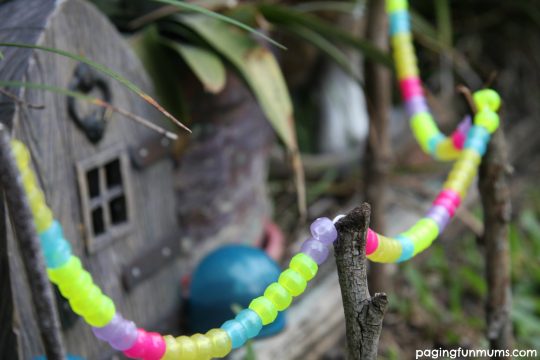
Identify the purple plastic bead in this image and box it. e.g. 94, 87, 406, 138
300, 238, 329, 265
92, 313, 138, 351
405, 95, 429, 118
426, 205, 451, 231
457, 115, 472, 134
309, 217, 338, 245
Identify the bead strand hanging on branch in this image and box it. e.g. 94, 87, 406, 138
6, 0, 503, 358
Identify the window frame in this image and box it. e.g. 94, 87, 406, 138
76, 146, 134, 254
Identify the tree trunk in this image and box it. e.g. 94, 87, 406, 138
364, 0, 393, 293
479, 128, 513, 356
334, 203, 388, 360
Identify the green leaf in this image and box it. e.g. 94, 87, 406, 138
153, 0, 286, 50
161, 39, 226, 93
178, 15, 306, 215
258, 3, 392, 68
0, 42, 190, 133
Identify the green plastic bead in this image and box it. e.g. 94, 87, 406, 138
264, 282, 292, 311
473, 89, 501, 112
192, 333, 212, 359
289, 253, 318, 281
249, 296, 278, 325
474, 110, 499, 134
410, 112, 441, 153
278, 269, 307, 297
47, 256, 82, 284
206, 328, 232, 358
85, 296, 115, 327
386, 0, 407, 13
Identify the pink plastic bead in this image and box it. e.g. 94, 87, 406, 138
365, 228, 379, 255
451, 130, 466, 149
399, 77, 424, 101
433, 189, 461, 217
123, 329, 166, 360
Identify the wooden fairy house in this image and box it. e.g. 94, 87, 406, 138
0, 0, 185, 358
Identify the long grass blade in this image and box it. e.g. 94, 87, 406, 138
0, 81, 178, 140
0, 42, 190, 133
258, 4, 392, 67
153, 0, 286, 50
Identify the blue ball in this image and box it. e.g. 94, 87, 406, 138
189, 244, 285, 337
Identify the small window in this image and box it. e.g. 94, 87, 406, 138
77, 147, 133, 253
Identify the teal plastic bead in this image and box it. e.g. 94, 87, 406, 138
235, 309, 263, 339
39, 220, 71, 268
221, 319, 247, 349
43, 238, 72, 268
396, 235, 414, 262
39, 220, 64, 252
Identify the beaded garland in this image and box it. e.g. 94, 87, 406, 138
8, 0, 502, 359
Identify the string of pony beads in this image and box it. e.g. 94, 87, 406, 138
7, 0, 501, 358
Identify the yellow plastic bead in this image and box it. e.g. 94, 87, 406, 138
34, 205, 53, 233
443, 178, 467, 199
367, 235, 402, 263
474, 110, 499, 134
26, 187, 45, 214
249, 296, 278, 325
162, 335, 181, 360
206, 328, 232, 358
461, 149, 482, 166
289, 253, 318, 281
264, 282, 292, 311
473, 89, 501, 112
435, 139, 461, 161
11, 140, 30, 167
386, 0, 408, 13
175, 336, 197, 360
192, 333, 212, 359
391, 33, 413, 50
278, 269, 307, 297
20, 166, 37, 190
410, 112, 441, 152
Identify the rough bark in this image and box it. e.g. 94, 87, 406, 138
334, 203, 388, 360
363, 0, 393, 293
0, 126, 66, 360
479, 128, 513, 356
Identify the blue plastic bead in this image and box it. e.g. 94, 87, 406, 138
235, 309, 263, 339
43, 238, 72, 268
221, 319, 248, 349
396, 235, 414, 263
427, 133, 445, 155
390, 10, 410, 36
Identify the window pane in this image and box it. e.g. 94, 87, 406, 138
86, 168, 100, 199
91, 207, 105, 236
105, 159, 122, 189
109, 195, 127, 224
